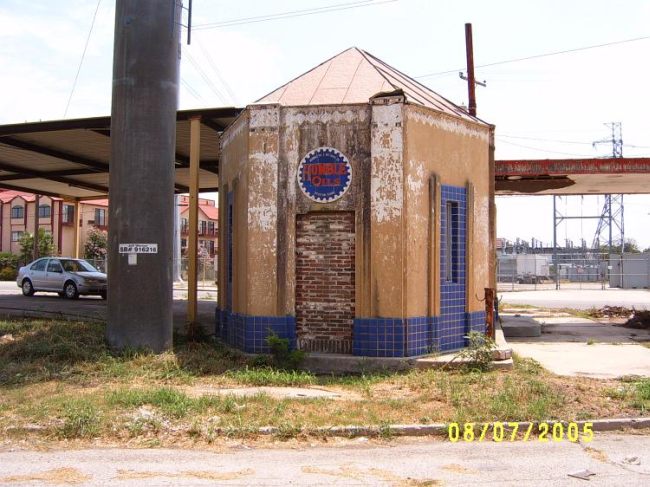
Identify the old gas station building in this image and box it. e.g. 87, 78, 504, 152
216, 48, 494, 357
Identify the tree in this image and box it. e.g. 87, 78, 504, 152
598, 238, 641, 254
84, 226, 108, 261
18, 228, 54, 264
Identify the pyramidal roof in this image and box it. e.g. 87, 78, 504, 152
256, 47, 480, 123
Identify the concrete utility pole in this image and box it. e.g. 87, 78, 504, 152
107, 0, 181, 352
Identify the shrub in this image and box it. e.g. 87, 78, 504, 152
0, 252, 18, 270
0, 266, 17, 281
84, 226, 108, 261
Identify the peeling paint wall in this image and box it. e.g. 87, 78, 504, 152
404, 103, 491, 315
370, 98, 405, 317
246, 105, 280, 315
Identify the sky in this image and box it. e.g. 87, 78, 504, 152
1, 0, 649, 249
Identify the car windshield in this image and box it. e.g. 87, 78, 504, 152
60, 259, 99, 273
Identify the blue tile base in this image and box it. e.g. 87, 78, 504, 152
216, 308, 296, 353
353, 311, 488, 357
215, 309, 487, 357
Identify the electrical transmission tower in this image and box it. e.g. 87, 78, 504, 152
591, 122, 625, 252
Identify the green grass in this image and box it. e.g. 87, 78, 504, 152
225, 367, 316, 387
1, 319, 647, 445
57, 398, 101, 439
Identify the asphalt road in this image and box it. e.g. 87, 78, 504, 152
0, 281, 216, 332
500, 288, 650, 310
0, 434, 648, 486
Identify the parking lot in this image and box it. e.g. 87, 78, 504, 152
0, 281, 216, 332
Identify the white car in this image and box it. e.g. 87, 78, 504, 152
17, 257, 107, 299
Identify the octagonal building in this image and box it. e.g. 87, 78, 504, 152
216, 47, 495, 357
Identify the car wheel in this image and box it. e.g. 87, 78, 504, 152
100, 291, 107, 300
22, 279, 34, 296
64, 281, 79, 299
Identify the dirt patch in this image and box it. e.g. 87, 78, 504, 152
0, 467, 90, 484
584, 446, 609, 463
115, 468, 254, 481
301, 465, 442, 486
185, 385, 361, 401
441, 463, 478, 474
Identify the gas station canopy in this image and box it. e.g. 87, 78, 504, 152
496, 157, 650, 195
0, 107, 241, 199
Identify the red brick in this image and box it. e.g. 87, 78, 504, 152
295, 212, 355, 354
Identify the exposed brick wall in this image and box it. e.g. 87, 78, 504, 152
295, 212, 355, 354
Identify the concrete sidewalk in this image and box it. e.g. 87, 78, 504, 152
503, 312, 650, 378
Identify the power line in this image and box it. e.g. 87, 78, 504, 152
496, 138, 604, 158
498, 133, 650, 149
415, 34, 650, 79
498, 134, 592, 146
63, 0, 102, 118
181, 77, 204, 101
182, 47, 229, 104
193, 0, 396, 30
197, 39, 237, 104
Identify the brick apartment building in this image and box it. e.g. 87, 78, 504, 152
0, 191, 65, 255
179, 195, 219, 257
0, 190, 218, 259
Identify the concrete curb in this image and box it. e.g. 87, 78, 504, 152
225, 417, 650, 438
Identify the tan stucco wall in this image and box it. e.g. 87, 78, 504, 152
218, 111, 250, 314
403, 103, 492, 315
218, 99, 492, 320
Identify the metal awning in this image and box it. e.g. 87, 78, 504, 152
495, 157, 650, 195
0, 107, 242, 199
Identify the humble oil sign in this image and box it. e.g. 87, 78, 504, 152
298, 147, 352, 203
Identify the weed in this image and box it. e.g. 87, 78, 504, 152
266, 332, 305, 370
378, 421, 393, 439
454, 331, 496, 372
587, 338, 595, 345
273, 422, 302, 440
57, 399, 100, 439
515, 356, 543, 376
631, 379, 650, 412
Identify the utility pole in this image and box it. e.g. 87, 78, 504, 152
107, 0, 181, 352
460, 23, 486, 117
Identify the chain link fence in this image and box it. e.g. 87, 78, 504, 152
84, 256, 218, 290
497, 252, 650, 291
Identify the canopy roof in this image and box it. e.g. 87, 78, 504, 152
495, 157, 650, 195
0, 107, 241, 199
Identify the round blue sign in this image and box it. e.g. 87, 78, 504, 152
297, 147, 352, 203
